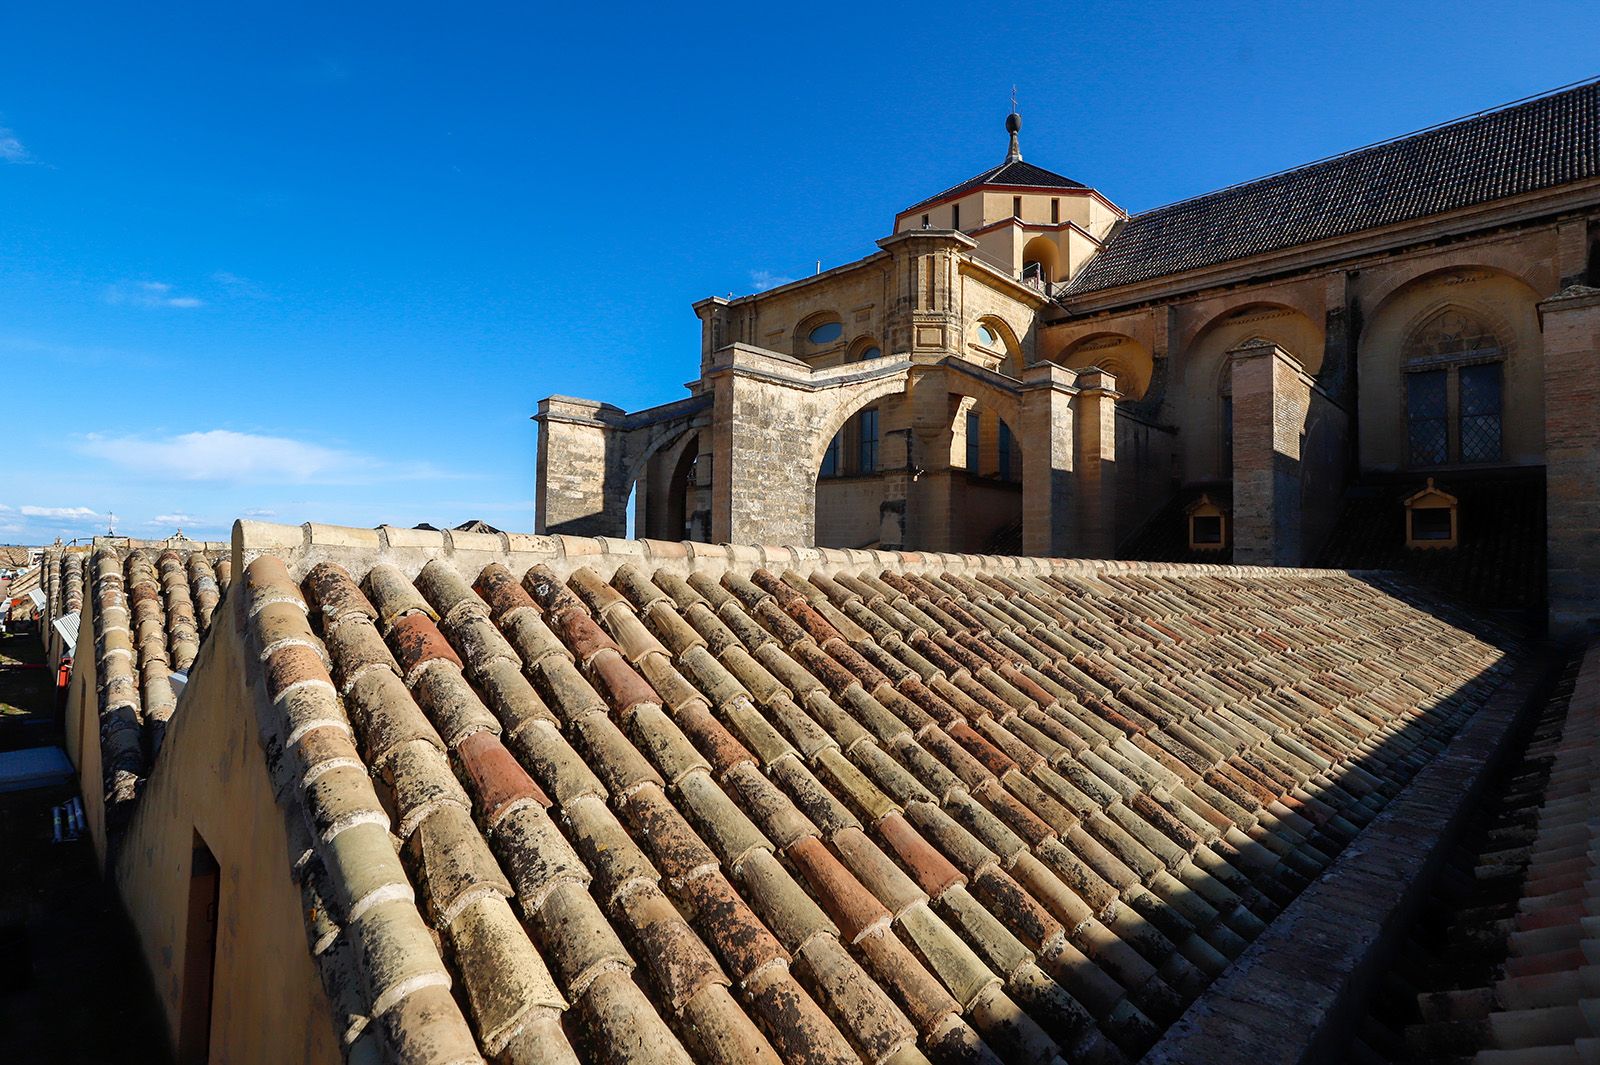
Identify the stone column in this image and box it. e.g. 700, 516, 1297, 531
1229, 340, 1313, 567
705, 346, 825, 546
1540, 285, 1600, 636
905, 367, 958, 552
533, 397, 627, 537
1073, 367, 1120, 558
1020, 363, 1078, 557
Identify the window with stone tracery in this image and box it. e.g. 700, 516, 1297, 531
1402, 309, 1504, 467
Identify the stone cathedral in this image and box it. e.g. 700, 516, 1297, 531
535, 81, 1600, 635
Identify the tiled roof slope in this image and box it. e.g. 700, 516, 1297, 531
8, 563, 42, 600
1064, 80, 1600, 296
45, 547, 87, 622
89, 542, 231, 829
1349, 639, 1600, 1063
905, 160, 1089, 214
236, 529, 1520, 1064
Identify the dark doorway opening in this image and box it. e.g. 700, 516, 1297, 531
177, 832, 219, 1065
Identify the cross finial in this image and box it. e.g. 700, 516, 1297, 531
1011, 85, 1017, 113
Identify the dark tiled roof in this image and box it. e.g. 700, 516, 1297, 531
1315, 470, 1546, 613
235, 529, 1521, 1063
905, 160, 1088, 214
1064, 80, 1600, 297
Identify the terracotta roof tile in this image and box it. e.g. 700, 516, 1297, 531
203, 532, 1533, 1062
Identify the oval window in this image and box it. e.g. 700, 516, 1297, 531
808, 321, 843, 345
977, 324, 999, 346
859, 346, 881, 361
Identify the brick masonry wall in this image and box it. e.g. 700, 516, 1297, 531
1541, 286, 1600, 636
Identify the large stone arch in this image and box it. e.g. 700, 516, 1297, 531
806, 370, 914, 472
1357, 265, 1544, 470
704, 345, 914, 545
933, 360, 1023, 435
620, 419, 697, 495
535, 393, 711, 539
627, 425, 700, 541
1176, 301, 1325, 481
1058, 331, 1155, 402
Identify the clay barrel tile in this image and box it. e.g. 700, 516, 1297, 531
406, 803, 514, 926
522, 877, 635, 996
786, 835, 893, 943
675, 768, 773, 869
616, 880, 729, 1012
627, 702, 713, 784
489, 796, 592, 914
413, 560, 487, 621
455, 730, 551, 827
474, 563, 537, 623
390, 612, 465, 683
624, 783, 721, 887
566, 566, 629, 616
363, 563, 437, 633
610, 563, 670, 610
445, 894, 568, 1053
585, 648, 661, 719
675, 869, 790, 982
550, 605, 625, 666
348, 900, 455, 1022
343, 667, 446, 768
383, 740, 473, 839
325, 620, 402, 694
503, 610, 575, 667
569, 710, 664, 798
721, 759, 822, 851
411, 667, 502, 748
561, 793, 661, 906
876, 810, 966, 900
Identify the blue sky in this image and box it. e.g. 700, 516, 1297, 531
1, 2, 1595, 545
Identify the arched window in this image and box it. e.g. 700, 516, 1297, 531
848, 336, 883, 362
976, 323, 1000, 347
1403, 310, 1503, 467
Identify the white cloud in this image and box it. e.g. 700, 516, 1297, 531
151, 513, 198, 525
750, 270, 796, 293
0, 503, 11, 512
21, 505, 97, 519
80, 429, 403, 484
106, 280, 205, 309
213, 271, 270, 300
0, 127, 29, 164
242, 507, 277, 517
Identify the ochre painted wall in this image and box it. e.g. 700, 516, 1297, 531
1357, 267, 1544, 471
112, 615, 340, 1065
